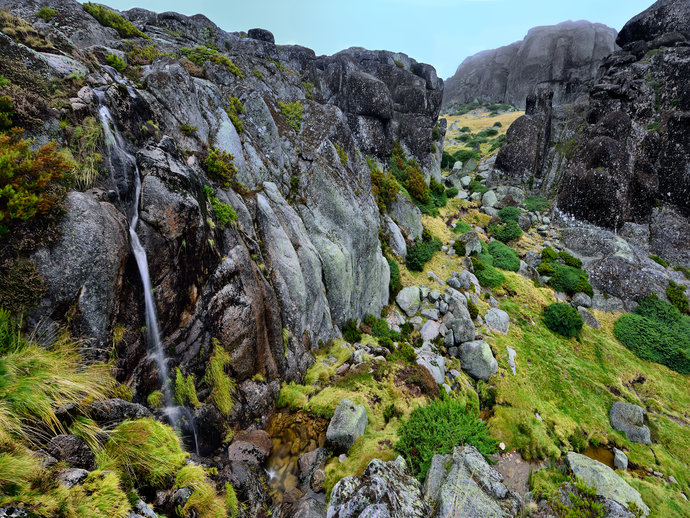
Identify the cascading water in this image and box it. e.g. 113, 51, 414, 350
96, 87, 199, 454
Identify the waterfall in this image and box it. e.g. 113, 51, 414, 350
96, 88, 199, 454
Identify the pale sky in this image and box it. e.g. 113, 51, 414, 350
96, 0, 655, 78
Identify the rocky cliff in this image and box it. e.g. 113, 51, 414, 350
442, 20, 617, 109
0, 0, 441, 438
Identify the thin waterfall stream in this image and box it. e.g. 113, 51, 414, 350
96, 87, 199, 454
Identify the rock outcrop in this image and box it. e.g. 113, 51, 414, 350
443, 21, 617, 109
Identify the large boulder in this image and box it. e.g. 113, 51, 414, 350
326, 398, 368, 453
87, 398, 151, 426
327, 457, 430, 518
396, 286, 421, 317
390, 193, 423, 241
609, 402, 652, 444
416, 345, 446, 384
565, 452, 649, 515
617, 0, 690, 46
424, 446, 521, 518
484, 308, 510, 334
460, 341, 498, 381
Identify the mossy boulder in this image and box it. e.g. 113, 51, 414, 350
325, 398, 368, 454
459, 340, 498, 381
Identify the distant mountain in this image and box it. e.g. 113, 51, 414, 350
442, 20, 617, 110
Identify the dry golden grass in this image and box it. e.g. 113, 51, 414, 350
442, 108, 524, 157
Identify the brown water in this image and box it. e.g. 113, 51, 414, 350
582, 445, 615, 469
264, 411, 328, 504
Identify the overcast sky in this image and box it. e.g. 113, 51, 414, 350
98, 0, 654, 78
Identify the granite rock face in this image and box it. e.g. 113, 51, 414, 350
443, 21, 617, 109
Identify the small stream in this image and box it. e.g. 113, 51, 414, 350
264, 411, 328, 503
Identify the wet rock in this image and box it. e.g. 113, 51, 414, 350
87, 398, 151, 426
484, 308, 510, 334
227, 440, 268, 465
193, 404, 226, 456
327, 457, 430, 518
46, 434, 95, 470
609, 402, 652, 444
326, 398, 368, 453
298, 447, 329, 488
0, 508, 28, 518
613, 448, 628, 471
565, 452, 648, 514
460, 340, 498, 381
234, 429, 273, 460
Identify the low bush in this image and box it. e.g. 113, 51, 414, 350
614, 294, 690, 374
541, 247, 558, 262
453, 221, 472, 234
105, 54, 126, 73
666, 280, 689, 314
468, 180, 488, 195
558, 250, 582, 268
405, 236, 442, 272
471, 256, 505, 288
343, 318, 362, 343
370, 160, 399, 213
548, 265, 592, 296
453, 148, 480, 164
493, 121, 502, 128
497, 206, 521, 223
445, 187, 459, 198
386, 255, 402, 298
452, 240, 466, 257
492, 220, 523, 243
83, 3, 148, 39
488, 241, 520, 271
544, 303, 583, 337
524, 196, 550, 212
477, 128, 499, 138
36, 7, 57, 21
537, 262, 555, 276
225, 96, 244, 134
203, 147, 237, 188
179, 123, 197, 137
279, 101, 305, 133
396, 398, 497, 481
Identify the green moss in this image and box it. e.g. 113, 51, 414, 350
205, 339, 235, 415
559, 250, 583, 268
453, 221, 472, 234
302, 81, 315, 99
491, 220, 523, 243
279, 100, 305, 133
541, 247, 558, 261
204, 147, 237, 188
225, 96, 244, 133
83, 3, 148, 39
396, 398, 498, 481
179, 123, 197, 137
666, 280, 689, 314
334, 142, 348, 166
180, 46, 242, 77
497, 206, 521, 223
649, 254, 668, 268
96, 418, 187, 487
277, 381, 315, 411
203, 186, 237, 228
673, 265, 690, 280
548, 264, 592, 296
253, 69, 265, 82
174, 368, 199, 407
544, 302, 583, 337
147, 390, 164, 409
524, 196, 550, 212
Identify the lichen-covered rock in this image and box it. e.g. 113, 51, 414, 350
613, 448, 628, 471
326, 398, 368, 453
416, 345, 446, 384
609, 402, 652, 444
390, 193, 423, 241
327, 457, 430, 518
424, 446, 520, 518
484, 308, 510, 334
396, 286, 421, 317
460, 340, 498, 381
565, 452, 649, 514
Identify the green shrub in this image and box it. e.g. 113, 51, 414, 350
614, 294, 690, 374
445, 187, 459, 198
544, 303, 583, 337
468, 180, 488, 195
453, 148, 480, 163
96, 418, 187, 487
126, 44, 160, 65
453, 221, 472, 234
204, 147, 237, 188
559, 250, 582, 268
225, 96, 244, 133
497, 206, 521, 223
386, 256, 402, 298
524, 196, 550, 212
405, 236, 442, 272
279, 101, 305, 133
472, 257, 505, 288
666, 280, 689, 314
477, 128, 499, 138
396, 398, 498, 481
369, 160, 399, 213
493, 121, 502, 128
548, 265, 592, 296
343, 318, 362, 343
83, 3, 148, 39
541, 247, 558, 261
489, 134, 506, 152
673, 265, 690, 280
36, 8, 57, 21
537, 262, 555, 276
106, 53, 127, 73
492, 220, 523, 243
488, 241, 520, 271
179, 123, 197, 137
440, 150, 454, 169
210, 197, 237, 227
0, 129, 71, 235
649, 254, 668, 268
467, 299, 479, 320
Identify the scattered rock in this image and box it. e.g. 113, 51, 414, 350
609, 402, 652, 445
87, 398, 151, 425
572, 292, 593, 308
565, 452, 649, 514
459, 340, 498, 381
326, 399, 368, 453
613, 448, 628, 471
506, 346, 517, 375
46, 434, 95, 470
420, 320, 441, 342
327, 457, 430, 518
416, 346, 446, 384
484, 308, 510, 334
396, 286, 421, 317
58, 468, 89, 489
577, 307, 600, 329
